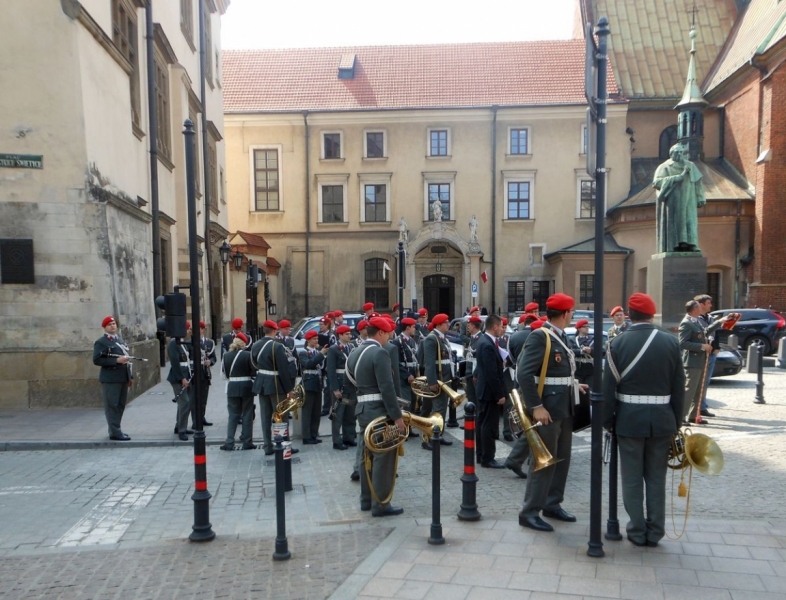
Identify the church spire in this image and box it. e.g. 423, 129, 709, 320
675, 26, 708, 161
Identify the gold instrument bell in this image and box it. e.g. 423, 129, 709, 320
273, 383, 306, 423
365, 411, 444, 453
669, 430, 724, 475
410, 376, 466, 409
508, 389, 561, 471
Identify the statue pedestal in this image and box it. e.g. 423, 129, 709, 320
647, 253, 707, 331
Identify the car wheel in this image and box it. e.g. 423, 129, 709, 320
744, 335, 771, 356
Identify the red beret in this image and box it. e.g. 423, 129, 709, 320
546, 293, 575, 311
356, 319, 368, 331
392, 303, 400, 310
336, 324, 351, 334
369, 316, 395, 332
525, 302, 540, 313
576, 319, 589, 329
304, 330, 318, 340
236, 332, 249, 344
263, 319, 278, 330
363, 302, 374, 311
502, 317, 508, 326
469, 306, 480, 314
319, 317, 332, 326
468, 315, 483, 324
610, 306, 624, 317
628, 293, 656, 317
368, 312, 380, 319
332, 310, 343, 317
427, 323, 434, 331
101, 316, 115, 327
418, 308, 428, 316
278, 319, 291, 328
401, 317, 417, 326
232, 318, 243, 329
199, 321, 206, 329
530, 320, 544, 330
186, 321, 192, 329
431, 313, 449, 326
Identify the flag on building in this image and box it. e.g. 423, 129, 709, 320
480, 270, 488, 283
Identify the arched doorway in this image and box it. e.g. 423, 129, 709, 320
423, 274, 455, 317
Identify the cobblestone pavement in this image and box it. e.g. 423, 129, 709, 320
0, 368, 785, 598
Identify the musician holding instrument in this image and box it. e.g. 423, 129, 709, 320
349, 316, 405, 517
602, 293, 685, 547
92, 316, 132, 441
421, 313, 454, 451
198, 321, 216, 427
517, 293, 586, 532
220, 332, 256, 451
463, 316, 483, 460
328, 325, 357, 449
251, 320, 295, 455
168, 321, 195, 441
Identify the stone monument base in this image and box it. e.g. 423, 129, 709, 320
647, 253, 707, 332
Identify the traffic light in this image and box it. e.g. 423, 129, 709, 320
155, 292, 188, 338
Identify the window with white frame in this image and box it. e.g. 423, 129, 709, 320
364, 130, 386, 159
578, 179, 596, 219
503, 171, 536, 220
428, 128, 450, 157
359, 173, 391, 223
250, 146, 283, 211
322, 131, 343, 159
317, 174, 348, 223
423, 172, 455, 221
509, 127, 530, 155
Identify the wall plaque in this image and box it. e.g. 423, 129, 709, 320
0, 154, 43, 169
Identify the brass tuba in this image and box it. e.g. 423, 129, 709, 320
410, 376, 466, 409
273, 383, 306, 423
508, 389, 562, 471
364, 411, 444, 452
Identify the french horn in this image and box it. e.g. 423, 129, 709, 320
410, 376, 466, 409
273, 383, 306, 423
364, 411, 444, 453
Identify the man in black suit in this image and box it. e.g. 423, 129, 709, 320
92, 316, 132, 441
475, 314, 508, 468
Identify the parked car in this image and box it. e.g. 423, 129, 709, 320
710, 308, 785, 355
711, 347, 743, 377
290, 313, 363, 350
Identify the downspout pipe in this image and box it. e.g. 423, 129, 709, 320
146, 1, 164, 365
490, 106, 498, 313
621, 249, 632, 305
198, 0, 217, 341
303, 111, 310, 315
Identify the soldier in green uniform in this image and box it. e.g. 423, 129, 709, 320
167, 321, 195, 441
391, 317, 420, 439
301, 329, 328, 445
414, 308, 429, 347
607, 306, 629, 341
421, 313, 454, 451
349, 316, 406, 517
222, 317, 248, 357
92, 316, 132, 441
517, 294, 587, 532
603, 293, 685, 547
198, 321, 216, 427
462, 316, 483, 460
251, 319, 295, 455
328, 325, 357, 449
679, 300, 713, 424
220, 333, 256, 450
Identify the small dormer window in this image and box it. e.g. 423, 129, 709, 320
338, 53, 356, 79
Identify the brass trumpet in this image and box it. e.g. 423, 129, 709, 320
410, 376, 466, 409
508, 389, 562, 471
364, 411, 444, 452
273, 383, 306, 423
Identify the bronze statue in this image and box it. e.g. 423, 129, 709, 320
652, 144, 706, 253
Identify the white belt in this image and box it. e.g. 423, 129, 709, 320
405, 362, 419, 368
302, 369, 321, 375
616, 393, 671, 405
576, 357, 593, 363
258, 369, 279, 376
357, 393, 382, 403
439, 359, 452, 365
180, 362, 191, 367
229, 376, 252, 382
336, 368, 346, 374
534, 376, 572, 385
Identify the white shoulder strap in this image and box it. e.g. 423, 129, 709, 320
345, 344, 375, 387
608, 328, 658, 384
223, 350, 244, 380
255, 338, 274, 368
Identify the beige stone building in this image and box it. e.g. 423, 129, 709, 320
0, 0, 230, 408
222, 41, 632, 323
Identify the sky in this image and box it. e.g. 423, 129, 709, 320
221, 0, 579, 50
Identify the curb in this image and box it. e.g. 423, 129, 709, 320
0, 439, 233, 452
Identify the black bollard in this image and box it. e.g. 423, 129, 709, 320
428, 425, 445, 545
273, 421, 293, 491
604, 432, 622, 541
273, 435, 291, 561
457, 402, 481, 521
755, 342, 766, 404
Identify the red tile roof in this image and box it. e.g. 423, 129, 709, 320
235, 231, 271, 250
223, 41, 620, 113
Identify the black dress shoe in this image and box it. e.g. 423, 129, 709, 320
290, 448, 299, 454
264, 449, 275, 456
219, 443, 234, 451
360, 503, 371, 511
481, 460, 506, 469
646, 540, 659, 547
372, 505, 404, 517
700, 410, 715, 417
202, 421, 213, 426
344, 440, 358, 447
315, 438, 323, 443
350, 471, 360, 481
439, 438, 453, 446
503, 433, 515, 442
242, 444, 257, 450
519, 515, 554, 532
542, 508, 577, 522
178, 433, 188, 441
627, 535, 647, 547
333, 443, 348, 450
505, 462, 527, 479
110, 434, 131, 441
174, 427, 179, 434
685, 418, 708, 425
303, 439, 319, 445
421, 442, 433, 451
